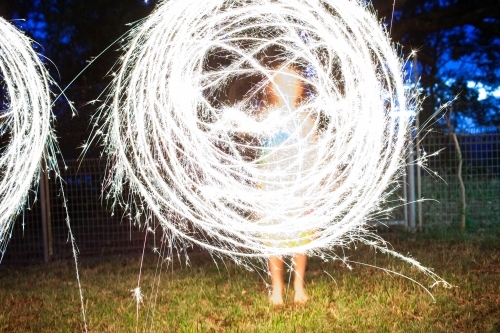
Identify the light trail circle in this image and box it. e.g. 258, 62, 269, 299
100, 0, 411, 257
0, 18, 56, 259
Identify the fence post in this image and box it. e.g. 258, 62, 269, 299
416, 137, 422, 231
403, 170, 408, 229
408, 133, 417, 232
413, 55, 422, 232
39, 159, 53, 262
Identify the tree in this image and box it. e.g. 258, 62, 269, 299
2, 0, 155, 86
3, 0, 500, 129
1, 0, 156, 157
372, 0, 500, 129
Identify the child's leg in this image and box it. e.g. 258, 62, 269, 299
293, 253, 308, 303
268, 256, 284, 305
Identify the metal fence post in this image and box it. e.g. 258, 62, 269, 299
413, 55, 422, 232
403, 169, 408, 228
408, 134, 417, 231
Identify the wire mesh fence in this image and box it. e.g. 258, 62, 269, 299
2, 159, 162, 264
419, 129, 500, 230
1, 191, 45, 263
2, 128, 499, 264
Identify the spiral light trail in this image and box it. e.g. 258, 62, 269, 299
0, 18, 87, 331
94, 0, 448, 287
0, 17, 59, 260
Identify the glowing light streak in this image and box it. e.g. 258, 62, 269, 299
93, 0, 448, 286
95, 0, 410, 254
0, 17, 57, 259
0, 17, 87, 331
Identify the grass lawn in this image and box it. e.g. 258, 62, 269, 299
1, 231, 499, 332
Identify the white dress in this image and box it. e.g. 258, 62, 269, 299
257, 109, 317, 248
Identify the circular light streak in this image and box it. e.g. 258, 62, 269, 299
97, 0, 412, 257
0, 17, 58, 259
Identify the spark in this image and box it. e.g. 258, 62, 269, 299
94, 0, 410, 256
390, 0, 396, 36
0, 17, 56, 261
0, 17, 88, 331
131, 286, 144, 325
92, 0, 448, 286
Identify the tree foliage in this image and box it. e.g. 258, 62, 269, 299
1, 1, 156, 157
1, 0, 155, 86
373, 0, 500, 128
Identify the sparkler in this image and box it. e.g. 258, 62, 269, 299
93, 0, 445, 289
0, 17, 58, 260
0, 18, 87, 331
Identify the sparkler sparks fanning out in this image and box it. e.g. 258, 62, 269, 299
0, 18, 88, 331
0, 18, 58, 260
95, 0, 414, 258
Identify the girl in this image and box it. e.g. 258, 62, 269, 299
263, 65, 316, 305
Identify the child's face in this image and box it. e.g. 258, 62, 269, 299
268, 67, 304, 108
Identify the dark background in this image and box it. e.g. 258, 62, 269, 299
0, 0, 499, 157
0, 0, 499, 264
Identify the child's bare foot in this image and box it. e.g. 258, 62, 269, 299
270, 293, 284, 306
294, 289, 308, 304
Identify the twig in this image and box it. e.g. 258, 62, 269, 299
445, 106, 466, 231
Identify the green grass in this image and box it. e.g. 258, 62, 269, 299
1, 233, 499, 332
